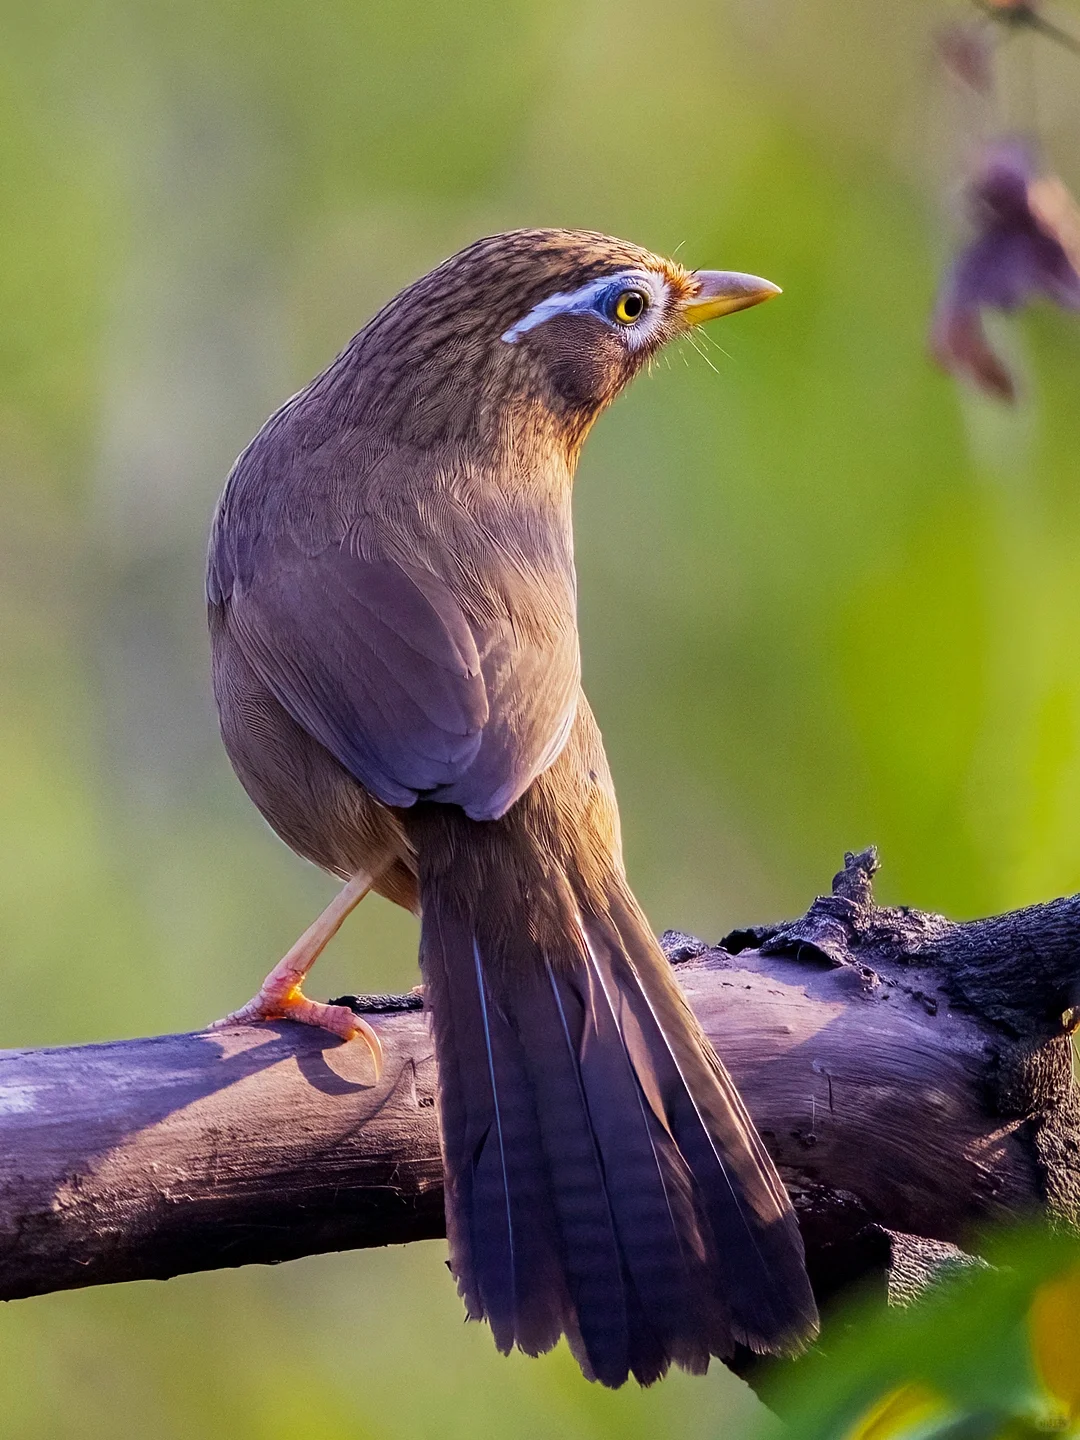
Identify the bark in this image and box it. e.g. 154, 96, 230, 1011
2, 848, 1077, 1321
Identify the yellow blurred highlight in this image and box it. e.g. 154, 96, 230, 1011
843, 1384, 948, 1440
1030, 1264, 1080, 1425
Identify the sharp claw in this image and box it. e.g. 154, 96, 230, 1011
209, 995, 384, 1078
354, 1015, 384, 1080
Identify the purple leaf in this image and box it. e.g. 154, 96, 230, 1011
930, 140, 1080, 401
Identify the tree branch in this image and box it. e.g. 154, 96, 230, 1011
2, 848, 1077, 1316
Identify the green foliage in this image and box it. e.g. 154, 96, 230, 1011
756, 1229, 1080, 1439
2, 0, 1080, 1433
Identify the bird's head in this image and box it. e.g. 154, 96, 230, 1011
345, 229, 780, 457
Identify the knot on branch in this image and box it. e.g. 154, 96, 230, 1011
721, 850, 1080, 1047
715, 850, 1080, 1232
721, 847, 950, 984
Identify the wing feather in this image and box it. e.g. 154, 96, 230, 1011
209, 454, 580, 819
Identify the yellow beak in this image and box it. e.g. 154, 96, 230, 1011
680, 270, 782, 325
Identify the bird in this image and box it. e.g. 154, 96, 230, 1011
206, 228, 819, 1387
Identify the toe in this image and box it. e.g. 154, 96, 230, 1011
208, 993, 383, 1076
281, 997, 384, 1075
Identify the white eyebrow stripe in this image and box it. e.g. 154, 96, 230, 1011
500, 269, 659, 343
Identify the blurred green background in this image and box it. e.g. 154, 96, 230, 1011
2, 0, 1080, 1434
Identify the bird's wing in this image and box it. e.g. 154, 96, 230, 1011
209, 520, 579, 822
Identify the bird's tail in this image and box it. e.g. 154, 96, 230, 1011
412, 811, 818, 1387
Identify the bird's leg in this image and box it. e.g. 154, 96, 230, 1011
210, 869, 382, 1072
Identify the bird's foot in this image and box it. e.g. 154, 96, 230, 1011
210, 983, 383, 1074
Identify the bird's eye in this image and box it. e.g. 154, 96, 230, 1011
612, 289, 649, 325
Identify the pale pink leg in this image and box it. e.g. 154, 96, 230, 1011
211, 870, 382, 1073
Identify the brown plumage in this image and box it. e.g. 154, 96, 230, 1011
207, 228, 817, 1385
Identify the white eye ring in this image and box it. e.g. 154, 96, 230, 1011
501, 270, 666, 344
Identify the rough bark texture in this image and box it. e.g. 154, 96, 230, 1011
1, 848, 1077, 1319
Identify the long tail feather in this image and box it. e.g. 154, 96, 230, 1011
587, 887, 818, 1352
413, 779, 818, 1387
542, 949, 728, 1381
423, 901, 578, 1361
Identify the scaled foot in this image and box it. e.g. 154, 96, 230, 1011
211, 983, 383, 1073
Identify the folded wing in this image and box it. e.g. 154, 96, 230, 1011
209, 518, 579, 822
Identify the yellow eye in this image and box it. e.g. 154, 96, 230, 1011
613, 289, 648, 325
